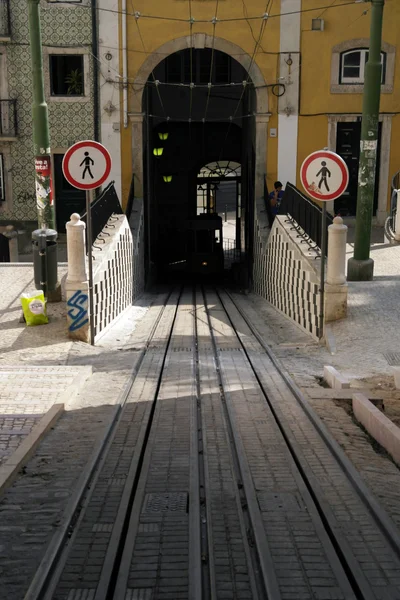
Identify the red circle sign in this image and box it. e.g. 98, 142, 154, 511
62, 140, 112, 191
300, 150, 349, 202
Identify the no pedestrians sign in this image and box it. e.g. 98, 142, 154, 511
62, 140, 112, 191
300, 150, 349, 202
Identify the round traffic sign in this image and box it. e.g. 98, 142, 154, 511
62, 140, 112, 191
300, 150, 349, 202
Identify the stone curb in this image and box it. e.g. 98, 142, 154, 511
60, 366, 93, 409
324, 365, 350, 389
353, 393, 400, 466
0, 403, 64, 497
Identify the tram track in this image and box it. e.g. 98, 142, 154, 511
23, 285, 400, 600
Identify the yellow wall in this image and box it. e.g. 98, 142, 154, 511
120, 0, 400, 212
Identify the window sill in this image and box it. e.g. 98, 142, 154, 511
48, 95, 89, 103
331, 83, 393, 94
0, 136, 17, 142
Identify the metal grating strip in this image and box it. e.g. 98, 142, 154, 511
143, 492, 188, 514
125, 589, 153, 600
384, 352, 400, 366
138, 523, 159, 533
92, 524, 114, 533
67, 589, 96, 600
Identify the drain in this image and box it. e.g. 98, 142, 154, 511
384, 352, 400, 366
142, 492, 188, 514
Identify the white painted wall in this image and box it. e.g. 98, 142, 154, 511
278, 0, 301, 189
98, 0, 122, 201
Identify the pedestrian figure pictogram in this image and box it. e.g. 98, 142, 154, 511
80, 152, 94, 180
316, 161, 331, 192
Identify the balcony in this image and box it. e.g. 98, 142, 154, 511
0, 100, 17, 139
0, 0, 10, 38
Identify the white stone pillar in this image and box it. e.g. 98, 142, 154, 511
326, 216, 348, 285
4, 225, 18, 262
65, 213, 90, 342
325, 216, 348, 322
394, 191, 400, 242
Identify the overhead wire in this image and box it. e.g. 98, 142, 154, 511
79, 1, 369, 22
217, 0, 273, 164
203, 0, 220, 122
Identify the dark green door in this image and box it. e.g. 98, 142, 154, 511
335, 121, 381, 216
54, 153, 85, 233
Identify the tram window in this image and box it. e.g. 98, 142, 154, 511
197, 230, 212, 253
215, 230, 221, 243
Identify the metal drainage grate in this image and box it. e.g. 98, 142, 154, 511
92, 524, 114, 533
108, 478, 127, 486
138, 523, 159, 533
172, 347, 193, 352
67, 589, 96, 600
143, 492, 188, 514
218, 348, 242, 352
126, 590, 153, 600
384, 352, 400, 366
258, 492, 304, 512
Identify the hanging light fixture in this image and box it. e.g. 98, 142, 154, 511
158, 132, 169, 141
153, 147, 164, 157
163, 174, 173, 183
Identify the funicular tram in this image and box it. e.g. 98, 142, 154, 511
185, 213, 224, 275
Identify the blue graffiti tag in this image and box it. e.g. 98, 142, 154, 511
67, 290, 89, 332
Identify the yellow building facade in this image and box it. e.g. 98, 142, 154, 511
116, 0, 399, 225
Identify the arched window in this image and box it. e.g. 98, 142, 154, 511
196, 161, 241, 215
340, 49, 386, 84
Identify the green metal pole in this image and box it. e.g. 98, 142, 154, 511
347, 0, 384, 281
27, 0, 55, 230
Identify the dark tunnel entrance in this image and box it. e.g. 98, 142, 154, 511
142, 48, 256, 284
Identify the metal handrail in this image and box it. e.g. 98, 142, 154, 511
81, 181, 123, 248
279, 182, 333, 255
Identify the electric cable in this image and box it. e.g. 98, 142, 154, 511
203, 0, 220, 122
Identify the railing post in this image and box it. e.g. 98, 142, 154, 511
65, 213, 90, 343
325, 216, 348, 322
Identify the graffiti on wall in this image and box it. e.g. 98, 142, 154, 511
67, 290, 89, 331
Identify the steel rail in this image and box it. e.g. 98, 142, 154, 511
219, 287, 400, 599
201, 286, 281, 600
24, 287, 180, 600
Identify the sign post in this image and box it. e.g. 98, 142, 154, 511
62, 140, 112, 345
300, 150, 349, 340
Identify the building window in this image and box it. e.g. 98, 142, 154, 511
50, 55, 84, 96
0, 154, 5, 202
340, 49, 386, 85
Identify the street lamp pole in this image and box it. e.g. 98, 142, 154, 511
27, 0, 55, 230
347, 0, 385, 282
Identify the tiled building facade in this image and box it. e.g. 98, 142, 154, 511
0, 0, 95, 230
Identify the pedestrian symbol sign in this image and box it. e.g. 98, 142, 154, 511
62, 140, 112, 191
300, 150, 349, 202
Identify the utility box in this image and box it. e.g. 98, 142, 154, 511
32, 229, 58, 294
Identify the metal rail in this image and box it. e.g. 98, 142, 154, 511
24, 288, 179, 600
220, 288, 400, 593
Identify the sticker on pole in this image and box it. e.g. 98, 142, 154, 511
300, 150, 349, 202
62, 140, 112, 191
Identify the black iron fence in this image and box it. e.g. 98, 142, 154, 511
0, 0, 10, 38
81, 181, 123, 247
279, 182, 333, 255
0, 100, 17, 137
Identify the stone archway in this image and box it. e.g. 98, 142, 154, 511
129, 34, 270, 199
